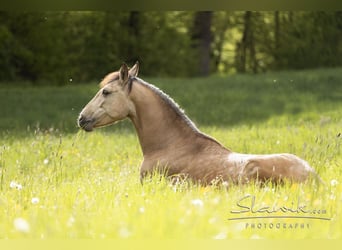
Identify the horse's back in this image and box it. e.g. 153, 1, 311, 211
227, 152, 315, 183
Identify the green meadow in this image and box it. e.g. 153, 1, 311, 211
0, 68, 341, 239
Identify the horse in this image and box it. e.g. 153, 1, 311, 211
78, 62, 319, 185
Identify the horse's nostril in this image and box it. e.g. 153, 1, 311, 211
78, 115, 84, 122
78, 115, 95, 131
78, 115, 87, 126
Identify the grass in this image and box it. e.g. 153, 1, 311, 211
0, 67, 341, 239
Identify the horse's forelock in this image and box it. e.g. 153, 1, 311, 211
99, 72, 120, 88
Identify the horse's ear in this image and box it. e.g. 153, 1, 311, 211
119, 63, 129, 85
129, 61, 139, 77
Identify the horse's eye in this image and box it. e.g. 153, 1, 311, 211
102, 89, 111, 96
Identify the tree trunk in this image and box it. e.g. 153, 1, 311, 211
235, 11, 258, 73
127, 11, 141, 64
274, 11, 280, 69
212, 13, 230, 73
235, 11, 251, 73
288, 11, 293, 23
191, 11, 213, 76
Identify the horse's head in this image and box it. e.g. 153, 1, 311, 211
78, 62, 139, 132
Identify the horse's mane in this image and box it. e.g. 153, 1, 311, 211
132, 77, 224, 146
133, 77, 199, 132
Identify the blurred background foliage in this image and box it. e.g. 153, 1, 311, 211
0, 11, 342, 84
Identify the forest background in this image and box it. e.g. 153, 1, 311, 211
1, 11, 342, 84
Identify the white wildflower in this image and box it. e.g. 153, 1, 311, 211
208, 217, 217, 224
191, 199, 204, 207
10, 181, 23, 190
213, 232, 227, 240
234, 222, 245, 231
31, 197, 40, 204
222, 181, 229, 188
178, 218, 185, 224
330, 179, 338, 187
43, 159, 49, 165
139, 207, 145, 213
250, 234, 261, 239
14, 218, 30, 233
211, 197, 220, 205
118, 227, 131, 238
67, 216, 75, 227
10, 181, 17, 189
329, 194, 336, 200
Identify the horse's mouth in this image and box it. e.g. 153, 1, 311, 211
81, 124, 94, 132
78, 115, 95, 132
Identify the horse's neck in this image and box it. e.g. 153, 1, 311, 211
128, 80, 204, 155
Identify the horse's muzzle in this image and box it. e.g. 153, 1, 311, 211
78, 115, 95, 132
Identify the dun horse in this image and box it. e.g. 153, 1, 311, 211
78, 62, 318, 185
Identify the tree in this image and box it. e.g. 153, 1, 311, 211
0, 24, 15, 80
269, 11, 342, 70
273, 11, 280, 69
191, 11, 213, 76
211, 11, 231, 73
127, 11, 141, 64
1, 11, 342, 84
234, 11, 260, 73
